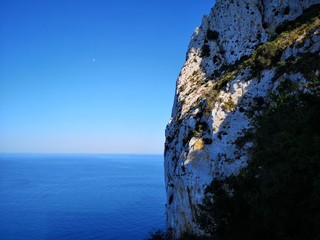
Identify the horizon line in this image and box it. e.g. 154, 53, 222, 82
0, 152, 164, 155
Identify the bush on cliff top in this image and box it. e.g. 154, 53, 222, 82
206, 30, 219, 41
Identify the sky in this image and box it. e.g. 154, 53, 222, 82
0, 0, 214, 154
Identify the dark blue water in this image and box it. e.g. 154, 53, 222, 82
0, 154, 166, 240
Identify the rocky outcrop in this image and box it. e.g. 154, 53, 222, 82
164, 0, 320, 238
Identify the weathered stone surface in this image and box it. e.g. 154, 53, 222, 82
164, 0, 320, 238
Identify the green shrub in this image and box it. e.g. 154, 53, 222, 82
197, 90, 320, 240
182, 130, 194, 146
275, 4, 320, 34
295, 53, 320, 79
203, 89, 219, 116
254, 42, 279, 69
275, 52, 320, 80
195, 121, 209, 134
201, 44, 211, 58
207, 30, 219, 40
222, 98, 237, 112
203, 138, 213, 145
233, 130, 254, 149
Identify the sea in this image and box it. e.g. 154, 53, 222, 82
0, 154, 166, 240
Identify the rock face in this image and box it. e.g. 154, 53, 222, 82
164, 0, 320, 238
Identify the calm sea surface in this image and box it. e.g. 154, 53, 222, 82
0, 154, 166, 240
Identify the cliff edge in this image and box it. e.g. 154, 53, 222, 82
164, 0, 320, 238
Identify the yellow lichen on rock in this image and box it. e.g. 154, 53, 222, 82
194, 139, 204, 150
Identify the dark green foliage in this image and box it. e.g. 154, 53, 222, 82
234, 130, 254, 149
195, 121, 209, 134
201, 44, 211, 58
196, 6, 320, 238
222, 98, 236, 112
275, 53, 320, 80
275, 4, 320, 34
166, 4, 320, 240
295, 53, 320, 79
283, 6, 290, 15
180, 232, 211, 240
254, 42, 280, 69
166, 136, 174, 144
182, 122, 210, 146
198, 86, 320, 240
202, 89, 219, 117
203, 138, 213, 145
205, 3, 319, 96
207, 30, 219, 40
183, 130, 194, 146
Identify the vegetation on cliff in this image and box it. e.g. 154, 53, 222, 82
160, 3, 320, 240
198, 78, 320, 240
196, 6, 320, 240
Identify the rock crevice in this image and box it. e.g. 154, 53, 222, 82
164, 0, 320, 238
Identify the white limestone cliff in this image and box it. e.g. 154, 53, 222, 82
164, 0, 320, 238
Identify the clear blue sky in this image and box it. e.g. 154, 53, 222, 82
0, 0, 214, 154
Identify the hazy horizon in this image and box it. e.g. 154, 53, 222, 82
0, 152, 164, 155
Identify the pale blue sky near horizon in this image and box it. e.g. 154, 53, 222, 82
0, 0, 215, 154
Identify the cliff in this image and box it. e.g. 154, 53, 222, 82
164, 0, 320, 238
